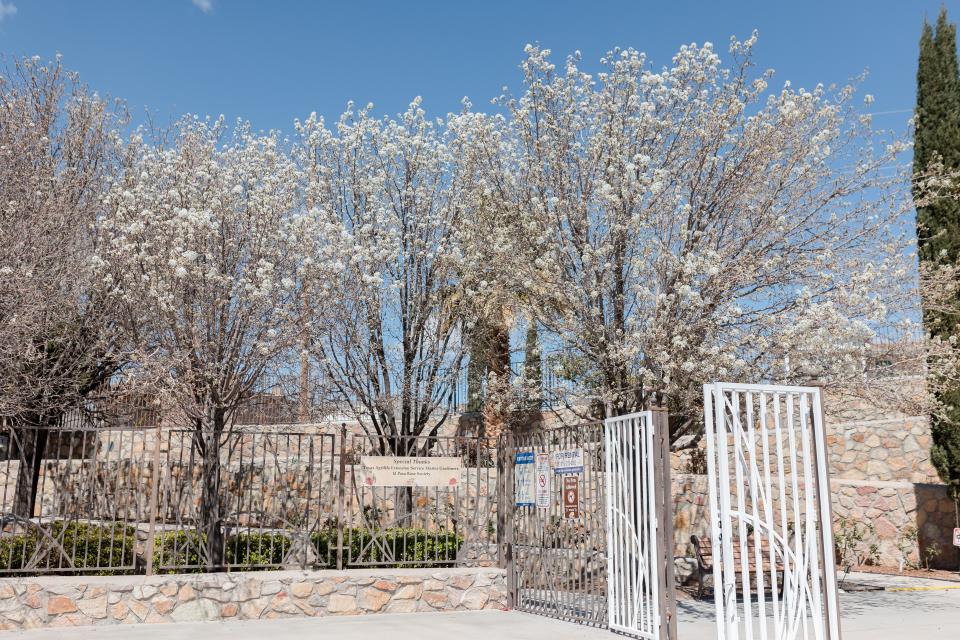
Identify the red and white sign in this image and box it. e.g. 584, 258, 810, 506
953, 527, 960, 547
535, 453, 551, 508
563, 476, 580, 519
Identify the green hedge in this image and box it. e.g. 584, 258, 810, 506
152, 530, 292, 572
312, 527, 463, 567
0, 521, 136, 575
0, 524, 464, 575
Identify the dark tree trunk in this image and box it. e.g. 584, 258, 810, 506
390, 434, 416, 528
12, 426, 49, 519
395, 486, 414, 527
199, 410, 225, 570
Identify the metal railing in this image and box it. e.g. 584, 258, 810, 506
0, 420, 497, 575
507, 422, 609, 626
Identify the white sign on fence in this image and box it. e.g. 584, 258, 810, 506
515, 452, 535, 506
535, 453, 551, 508
359, 456, 462, 487
954, 527, 960, 547
551, 448, 584, 474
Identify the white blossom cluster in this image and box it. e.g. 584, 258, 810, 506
452, 36, 918, 432
3, 36, 930, 439
95, 116, 306, 426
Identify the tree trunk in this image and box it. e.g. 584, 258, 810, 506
12, 426, 49, 519
390, 434, 416, 528
395, 486, 415, 528
199, 411, 225, 570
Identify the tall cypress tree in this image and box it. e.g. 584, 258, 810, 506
915, 8, 960, 505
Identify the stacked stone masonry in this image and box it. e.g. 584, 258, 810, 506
0, 567, 507, 631
668, 383, 958, 570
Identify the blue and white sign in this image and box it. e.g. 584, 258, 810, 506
551, 448, 584, 475
514, 451, 536, 506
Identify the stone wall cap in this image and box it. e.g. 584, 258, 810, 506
0, 566, 506, 588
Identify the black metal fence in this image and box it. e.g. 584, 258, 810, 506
0, 421, 497, 575
504, 423, 609, 626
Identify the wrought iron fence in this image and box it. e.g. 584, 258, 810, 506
0, 420, 497, 575
507, 422, 609, 626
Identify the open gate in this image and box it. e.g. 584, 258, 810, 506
703, 383, 841, 640
499, 412, 675, 640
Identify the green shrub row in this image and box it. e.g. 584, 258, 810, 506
0, 523, 463, 575
0, 521, 137, 576
313, 527, 463, 568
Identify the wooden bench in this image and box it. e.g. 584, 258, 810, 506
690, 535, 785, 599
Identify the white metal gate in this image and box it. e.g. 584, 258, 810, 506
604, 411, 673, 640
703, 383, 841, 640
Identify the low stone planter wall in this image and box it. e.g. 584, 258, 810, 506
0, 566, 508, 631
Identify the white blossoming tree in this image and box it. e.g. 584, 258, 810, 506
296, 100, 472, 461
0, 57, 126, 517
464, 36, 915, 439
96, 116, 305, 567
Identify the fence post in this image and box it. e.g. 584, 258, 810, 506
336, 424, 347, 571
652, 407, 677, 640
496, 430, 515, 607
305, 436, 314, 571
811, 387, 843, 640
143, 423, 162, 576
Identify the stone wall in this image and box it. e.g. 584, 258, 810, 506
668, 397, 959, 570
0, 566, 507, 631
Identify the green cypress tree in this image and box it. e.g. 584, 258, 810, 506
915, 8, 960, 504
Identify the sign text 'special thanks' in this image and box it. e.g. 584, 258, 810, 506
359, 456, 462, 487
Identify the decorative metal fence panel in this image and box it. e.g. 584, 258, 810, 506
703, 383, 841, 640
338, 431, 496, 569
0, 422, 150, 574
508, 422, 609, 626
0, 420, 496, 575
151, 427, 339, 573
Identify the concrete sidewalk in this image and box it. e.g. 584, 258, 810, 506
12, 589, 960, 639
13, 610, 612, 639
676, 587, 960, 639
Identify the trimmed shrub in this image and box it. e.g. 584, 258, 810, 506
153, 530, 292, 572
227, 532, 291, 567
152, 530, 204, 572
312, 527, 463, 567
0, 521, 136, 575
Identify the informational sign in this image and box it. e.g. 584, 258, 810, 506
360, 456, 462, 487
563, 476, 580, 519
515, 452, 536, 506
552, 448, 584, 475
535, 453, 551, 508
953, 527, 960, 547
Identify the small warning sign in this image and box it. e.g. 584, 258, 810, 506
563, 476, 579, 519
535, 453, 550, 509
515, 452, 535, 507
953, 527, 960, 547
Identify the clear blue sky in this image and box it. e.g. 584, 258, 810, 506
0, 0, 956, 131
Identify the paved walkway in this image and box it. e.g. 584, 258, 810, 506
676, 587, 960, 639
13, 587, 960, 639
15, 610, 612, 640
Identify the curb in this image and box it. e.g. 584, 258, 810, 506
884, 584, 960, 592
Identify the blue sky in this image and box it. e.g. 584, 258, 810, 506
0, 0, 955, 132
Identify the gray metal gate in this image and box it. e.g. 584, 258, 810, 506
499, 416, 675, 639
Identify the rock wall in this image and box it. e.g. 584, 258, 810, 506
668, 410, 959, 570
0, 567, 507, 631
